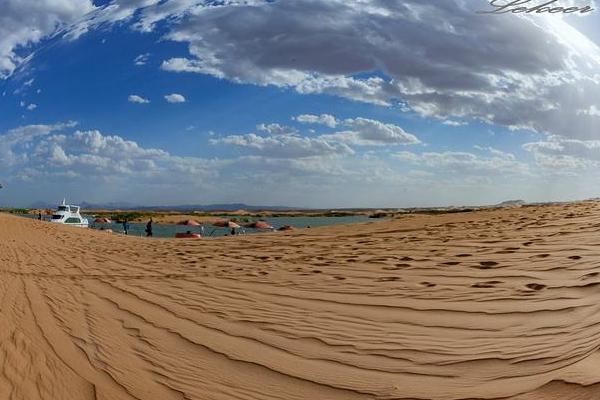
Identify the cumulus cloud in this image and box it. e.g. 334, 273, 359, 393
164, 93, 186, 103
0, 120, 581, 207
294, 114, 338, 128
0, 122, 77, 168
10, 0, 600, 142
211, 132, 354, 158
523, 136, 600, 170
394, 148, 529, 176
128, 94, 150, 104
1, 122, 377, 206
323, 117, 420, 146
257, 123, 298, 136
1, 125, 218, 190
213, 115, 418, 160
152, 0, 600, 140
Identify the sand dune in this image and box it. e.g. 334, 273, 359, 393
2, 202, 600, 399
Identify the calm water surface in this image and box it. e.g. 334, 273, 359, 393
25, 214, 373, 238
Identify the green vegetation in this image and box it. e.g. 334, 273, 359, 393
6, 208, 30, 214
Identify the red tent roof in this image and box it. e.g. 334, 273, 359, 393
178, 219, 201, 226
212, 219, 241, 228
245, 220, 273, 230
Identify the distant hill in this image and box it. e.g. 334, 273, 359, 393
28, 201, 299, 212
495, 200, 526, 207
129, 203, 299, 212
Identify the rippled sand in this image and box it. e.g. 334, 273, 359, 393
2, 202, 600, 399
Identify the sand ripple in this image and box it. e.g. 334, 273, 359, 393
2, 203, 600, 399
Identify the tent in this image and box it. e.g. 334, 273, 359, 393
212, 220, 240, 229
178, 219, 201, 226
245, 220, 273, 230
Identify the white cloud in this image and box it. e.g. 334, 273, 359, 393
10, 0, 600, 142
394, 148, 529, 176
211, 132, 354, 159
323, 117, 420, 146
0, 0, 95, 78
153, 0, 600, 140
443, 120, 467, 127
128, 94, 150, 104
294, 114, 338, 128
1, 126, 219, 191
134, 53, 150, 66
1, 120, 596, 208
8, 0, 600, 143
256, 123, 298, 136
523, 136, 600, 171
212, 115, 418, 159
0, 122, 77, 168
164, 93, 186, 103
26, 103, 37, 111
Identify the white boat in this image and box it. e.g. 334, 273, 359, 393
50, 199, 89, 228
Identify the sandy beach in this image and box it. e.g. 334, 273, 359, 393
3, 201, 600, 399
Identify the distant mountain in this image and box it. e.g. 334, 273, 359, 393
80, 201, 140, 210
28, 201, 55, 209
495, 200, 526, 207
132, 203, 299, 212
28, 200, 299, 212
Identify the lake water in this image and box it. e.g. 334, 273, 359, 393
24, 214, 373, 238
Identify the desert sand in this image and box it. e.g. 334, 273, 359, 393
2, 201, 600, 399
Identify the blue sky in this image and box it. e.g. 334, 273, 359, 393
1, 0, 600, 208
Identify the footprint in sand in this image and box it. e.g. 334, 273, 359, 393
472, 281, 502, 288
568, 255, 582, 260
442, 261, 461, 266
477, 261, 498, 269
533, 254, 550, 259
526, 283, 546, 291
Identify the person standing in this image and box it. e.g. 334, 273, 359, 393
37, 212, 42, 221
145, 219, 153, 237
122, 219, 130, 235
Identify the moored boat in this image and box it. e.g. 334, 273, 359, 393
49, 199, 89, 228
